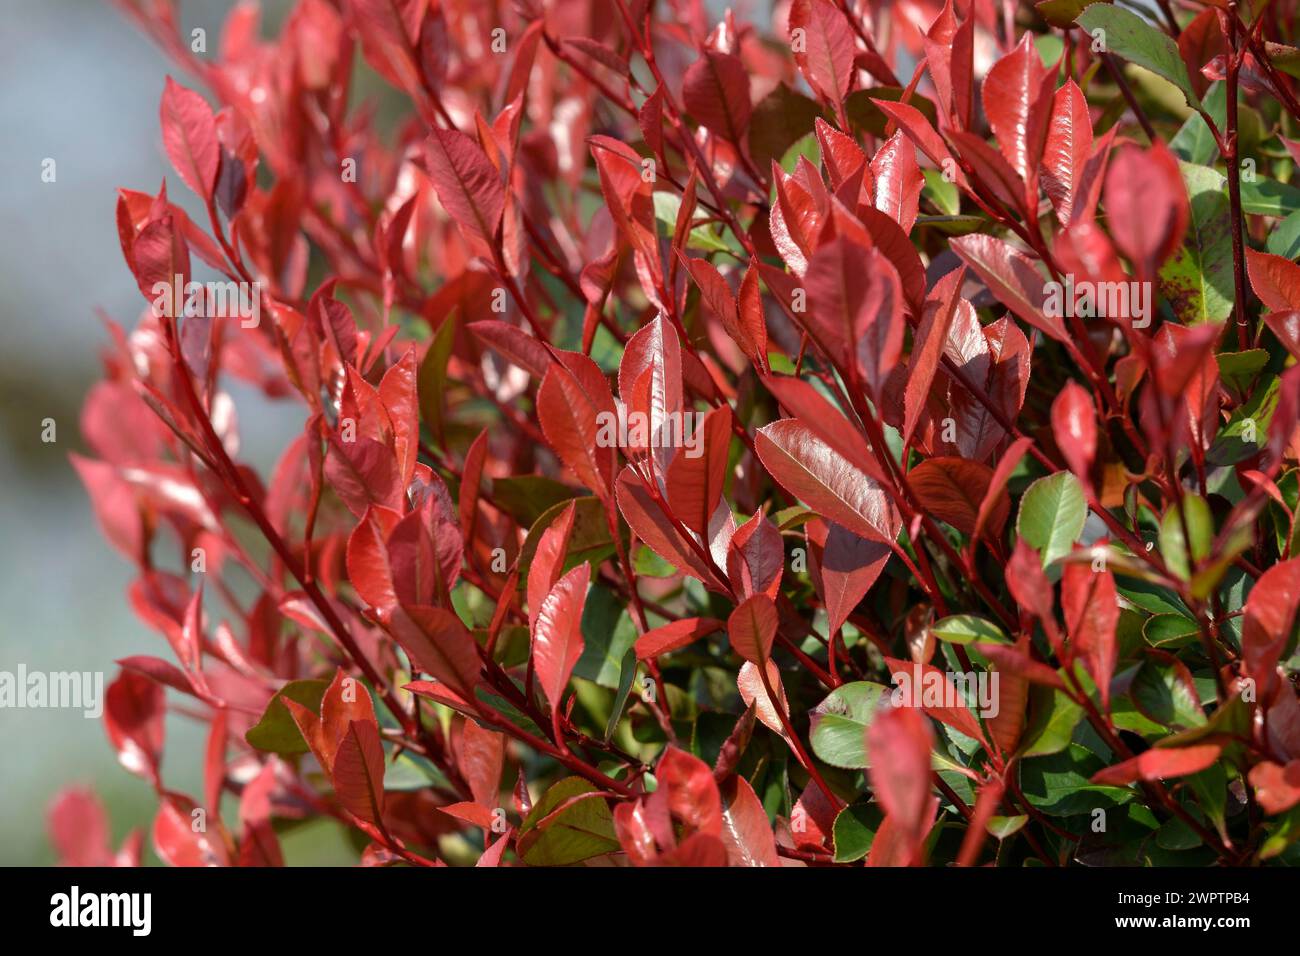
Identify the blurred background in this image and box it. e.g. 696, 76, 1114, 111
0, 0, 305, 865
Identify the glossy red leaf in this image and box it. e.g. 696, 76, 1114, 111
682, 50, 752, 144
908, 457, 1005, 536
867, 704, 935, 865
424, 127, 505, 252
1091, 744, 1223, 786
160, 77, 218, 200
332, 719, 387, 826
533, 563, 591, 713
789, 0, 856, 106
634, 617, 726, 660
756, 418, 901, 544
104, 670, 165, 786
665, 406, 732, 535
1061, 562, 1118, 710
728, 594, 779, 664
1041, 80, 1093, 227
719, 775, 780, 866
1051, 381, 1097, 490
1247, 249, 1300, 311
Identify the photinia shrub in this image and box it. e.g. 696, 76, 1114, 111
53, 0, 1300, 868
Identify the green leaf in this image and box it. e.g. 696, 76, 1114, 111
1015, 471, 1087, 566
1142, 612, 1200, 648
1240, 177, 1300, 217
747, 83, 824, 172
1268, 209, 1300, 259
490, 475, 581, 527
1208, 374, 1278, 465
1020, 686, 1084, 758
986, 815, 1029, 840
1076, 4, 1201, 109
1131, 657, 1207, 729
844, 87, 940, 138
1170, 83, 1224, 165
1158, 163, 1233, 325
1158, 494, 1213, 580
1020, 744, 1134, 816
417, 313, 457, 443
809, 681, 890, 769
832, 802, 882, 862
652, 191, 733, 253
576, 585, 638, 689
932, 614, 1010, 645
922, 168, 960, 216
604, 646, 640, 742
517, 494, 616, 578
1216, 349, 1269, 400
516, 776, 620, 866
245, 679, 329, 754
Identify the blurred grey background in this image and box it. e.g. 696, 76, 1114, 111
0, 0, 303, 865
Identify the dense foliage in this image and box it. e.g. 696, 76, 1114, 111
50, 0, 1300, 867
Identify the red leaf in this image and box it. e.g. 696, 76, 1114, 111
808, 519, 890, 635
160, 77, 218, 199
682, 50, 752, 144
537, 354, 616, 500
1061, 562, 1118, 710
908, 457, 1004, 536
867, 704, 935, 865
665, 406, 732, 535
533, 563, 591, 712
1103, 142, 1188, 274
1091, 744, 1222, 786
884, 656, 991, 747
656, 746, 723, 836
1249, 760, 1300, 815
1051, 381, 1097, 491
615, 465, 730, 591
320, 667, 379, 770
153, 794, 228, 867
618, 315, 683, 476
950, 234, 1066, 343
388, 605, 483, 705
104, 670, 165, 786
804, 239, 904, 396
973, 436, 1033, 542
871, 98, 967, 188
719, 775, 780, 866
1247, 249, 1300, 311
871, 131, 923, 235
527, 500, 578, 628
982, 33, 1053, 198
424, 127, 505, 252
634, 617, 726, 660
1241, 558, 1300, 682
726, 512, 784, 600
346, 507, 401, 617
756, 418, 901, 544
48, 789, 113, 867
728, 594, 779, 664
789, 0, 856, 106
737, 660, 790, 737
904, 267, 964, 444
332, 719, 387, 826
815, 118, 868, 190
1041, 80, 1093, 227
